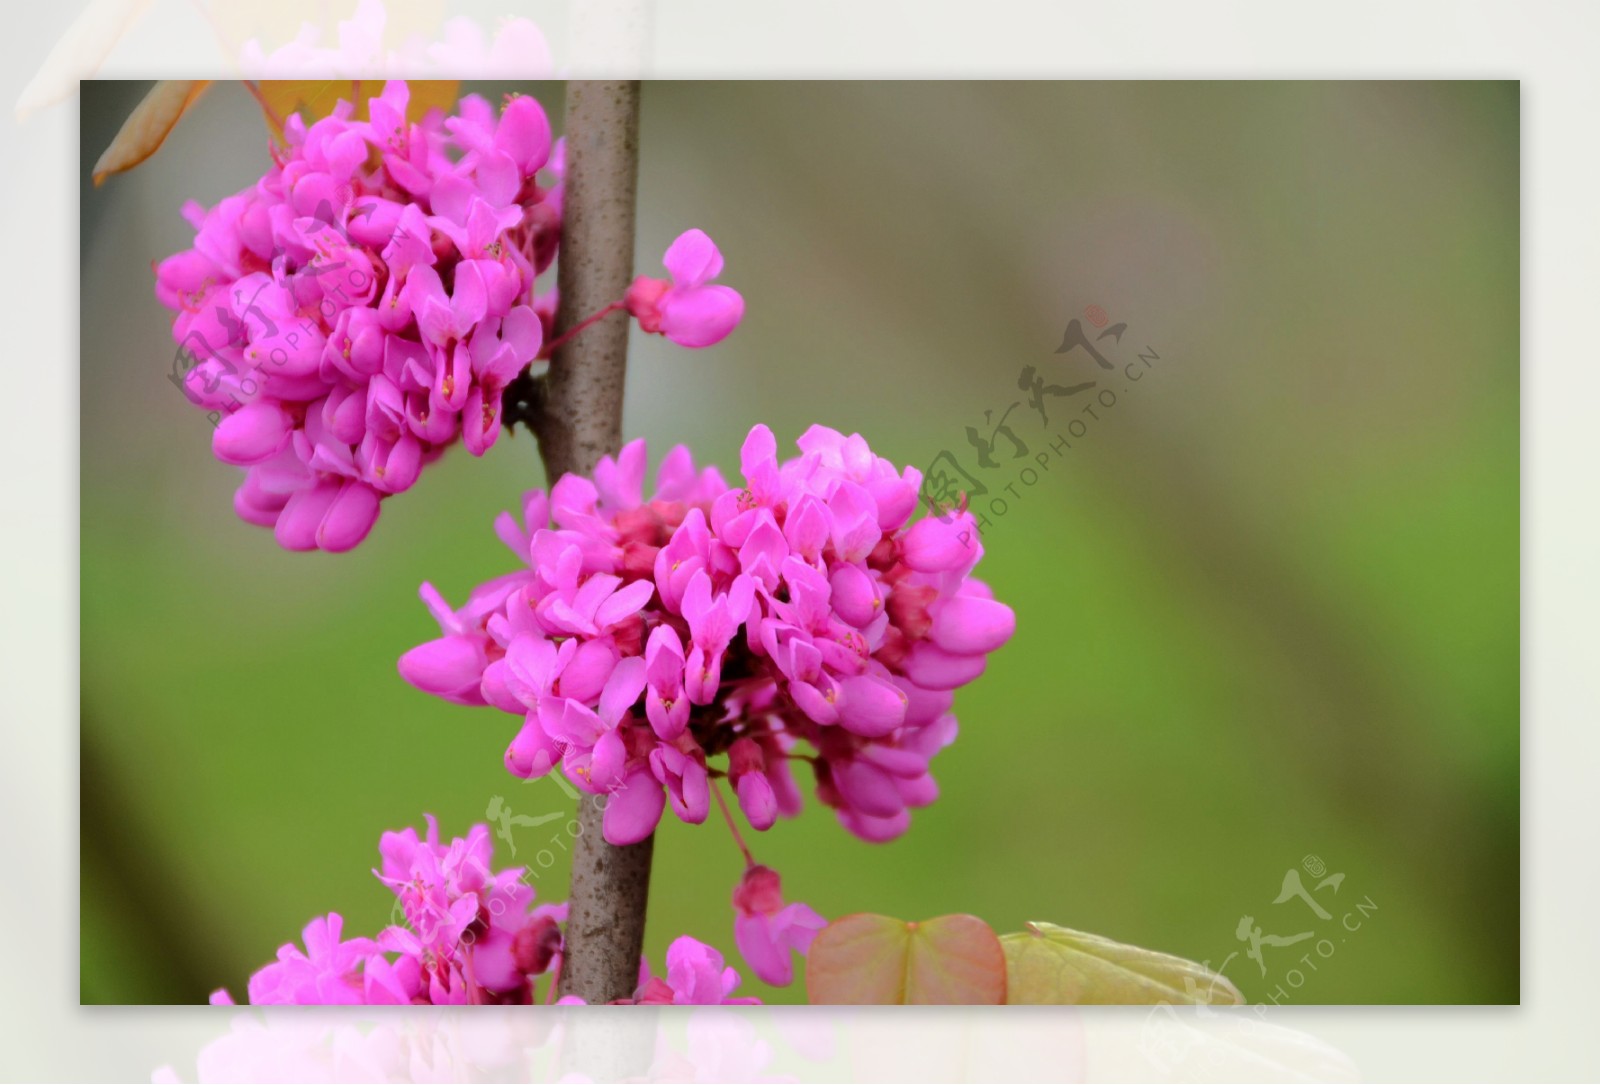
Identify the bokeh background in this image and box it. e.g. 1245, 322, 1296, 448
79, 79, 1518, 1005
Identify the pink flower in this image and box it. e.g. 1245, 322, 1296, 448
401, 426, 1014, 845
157, 81, 557, 552
644, 625, 689, 739
625, 229, 745, 348
213, 817, 567, 1005
732, 866, 827, 987
728, 736, 778, 831
237, 913, 378, 1005
644, 936, 761, 1005
558, 935, 764, 1006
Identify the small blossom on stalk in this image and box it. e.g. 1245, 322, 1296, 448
158, 86, 742, 553
625, 229, 745, 348
732, 865, 827, 986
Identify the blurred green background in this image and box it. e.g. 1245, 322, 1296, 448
79, 79, 1518, 1005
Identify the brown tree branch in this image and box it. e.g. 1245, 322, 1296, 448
528, 79, 651, 1006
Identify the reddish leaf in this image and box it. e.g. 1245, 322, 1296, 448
805, 913, 1006, 1005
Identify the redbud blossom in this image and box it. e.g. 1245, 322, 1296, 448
157, 81, 556, 551
211, 816, 566, 1005
732, 865, 828, 986
158, 85, 742, 553
400, 425, 1015, 845
625, 229, 745, 348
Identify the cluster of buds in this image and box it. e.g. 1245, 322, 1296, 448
156, 81, 741, 552
209, 816, 761, 1005
211, 816, 565, 1005
400, 424, 1014, 847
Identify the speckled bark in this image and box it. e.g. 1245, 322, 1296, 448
534, 80, 653, 1007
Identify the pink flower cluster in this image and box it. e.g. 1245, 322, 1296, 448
400, 424, 1014, 847
156, 81, 744, 553
157, 81, 558, 552
211, 816, 566, 1005
211, 816, 756, 1006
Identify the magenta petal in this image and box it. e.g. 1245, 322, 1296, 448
739, 424, 777, 484
463, 384, 499, 457
929, 594, 1016, 655
398, 634, 487, 697
734, 914, 791, 986
594, 578, 654, 631
540, 698, 604, 747
496, 94, 552, 172
473, 149, 523, 209
661, 228, 723, 288
828, 481, 882, 562
602, 770, 666, 845
839, 806, 912, 843
736, 772, 778, 831
833, 758, 904, 819
645, 624, 685, 684
428, 173, 476, 226
599, 655, 649, 723
898, 773, 940, 808
558, 639, 617, 704
859, 744, 930, 779
777, 902, 828, 955
659, 285, 744, 348
323, 385, 368, 446
479, 659, 525, 713
828, 563, 881, 628
452, 261, 490, 329
675, 759, 710, 823
404, 265, 449, 337
900, 513, 982, 573
789, 678, 839, 726
233, 480, 283, 528
500, 304, 543, 364
647, 691, 689, 740
505, 635, 563, 702
834, 674, 907, 737
589, 728, 627, 789
316, 480, 381, 552
595, 438, 648, 509
366, 432, 422, 494
274, 479, 340, 551
783, 496, 830, 561
506, 714, 562, 779
212, 401, 293, 465
903, 642, 989, 690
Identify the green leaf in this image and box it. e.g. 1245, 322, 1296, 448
805, 913, 1007, 1004
1000, 921, 1243, 1005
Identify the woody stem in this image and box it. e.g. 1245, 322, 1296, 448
526, 79, 649, 1006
